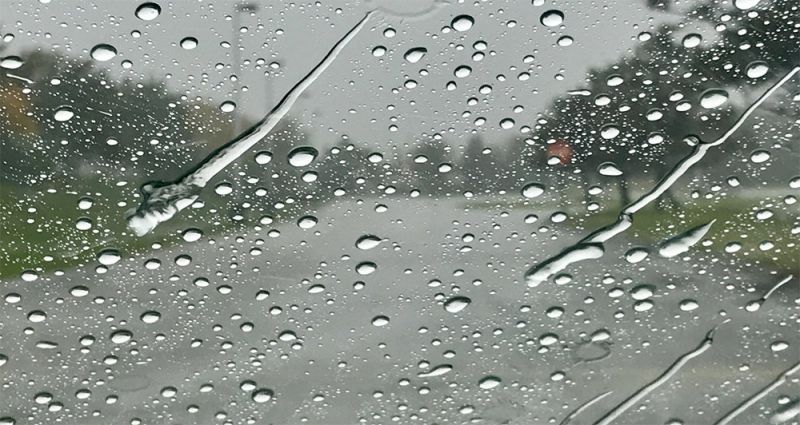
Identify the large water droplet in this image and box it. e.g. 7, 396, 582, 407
734, 0, 761, 9
90, 44, 117, 61
53, 106, 75, 122
451, 15, 474, 32
97, 249, 121, 265
180, 37, 198, 50
0, 56, 23, 69
444, 296, 471, 313
287, 146, 318, 167
521, 183, 544, 198
404, 47, 427, 63
540, 10, 564, 27
598, 162, 623, 176
135, 2, 161, 20
745, 61, 769, 78
110, 330, 133, 344
371, 315, 390, 327
356, 262, 377, 275
700, 89, 728, 109
252, 388, 274, 403
478, 376, 501, 389
356, 235, 382, 250
220, 101, 236, 112
600, 124, 620, 139
682, 33, 702, 48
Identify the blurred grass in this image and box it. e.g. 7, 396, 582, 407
462, 192, 798, 274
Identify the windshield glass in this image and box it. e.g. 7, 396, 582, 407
1, 1, 798, 424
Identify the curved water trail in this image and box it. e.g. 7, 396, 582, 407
713, 362, 800, 425
592, 322, 726, 425
745, 274, 794, 312
559, 390, 612, 425
125, 11, 375, 236
525, 66, 800, 286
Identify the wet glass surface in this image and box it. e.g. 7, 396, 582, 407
1, 0, 799, 424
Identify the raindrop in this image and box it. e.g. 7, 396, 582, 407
140, 311, 161, 324
478, 376, 501, 389
287, 146, 318, 167
220, 101, 236, 112
135, 2, 161, 20
682, 33, 702, 48
746, 61, 769, 78
356, 262, 377, 275
600, 124, 620, 139
255, 151, 272, 164
750, 149, 770, 163
371, 315, 390, 327
214, 183, 233, 195
454, 65, 471, 78
624, 247, 649, 263
252, 388, 274, 403
372, 46, 386, 57
356, 235, 382, 250
418, 364, 452, 377
90, 44, 117, 61
700, 89, 728, 109
297, 215, 318, 229
540, 10, 564, 27
180, 37, 198, 50
53, 106, 75, 122
110, 330, 133, 344
451, 15, 474, 31
521, 183, 544, 198
182, 228, 203, 242
444, 296, 471, 313
97, 249, 121, 265
0, 56, 23, 69
598, 162, 623, 176
734, 0, 761, 9
404, 47, 427, 63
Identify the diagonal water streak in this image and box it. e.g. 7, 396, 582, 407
592, 322, 726, 425
125, 11, 375, 236
525, 66, 800, 287
714, 362, 800, 425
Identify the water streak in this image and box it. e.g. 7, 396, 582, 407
745, 275, 794, 312
559, 391, 612, 425
714, 362, 800, 425
125, 11, 375, 236
526, 66, 799, 284
592, 323, 725, 425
